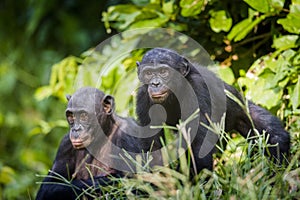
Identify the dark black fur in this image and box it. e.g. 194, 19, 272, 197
36, 133, 121, 200
136, 48, 290, 174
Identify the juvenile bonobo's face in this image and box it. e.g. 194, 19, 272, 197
66, 87, 114, 149
137, 48, 190, 104
66, 108, 97, 149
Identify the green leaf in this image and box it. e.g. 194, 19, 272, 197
277, 4, 300, 34
290, 76, 300, 110
227, 18, 252, 41
243, 0, 270, 13
216, 67, 235, 85
162, 0, 175, 15
238, 76, 282, 109
129, 16, 169, 29
113, 70, 139, 116
131, 0, 150, 6
272, 35, 299, 50
228, 15, 266, 42
0, 166, 15, 184
209, 10, 232, 33
102, 5, 142, 31
270, 0, 285, 11
180, 0, 204, 17
34, 86, 53, 101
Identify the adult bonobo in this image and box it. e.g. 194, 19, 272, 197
136, 47, 290, 174
36, 87, 140, 200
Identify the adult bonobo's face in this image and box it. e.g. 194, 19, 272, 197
137, 48, 190, 104
65, 87, 114, 149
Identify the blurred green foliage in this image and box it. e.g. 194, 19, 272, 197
0, 0, 115, 199
0, 0, 299, 199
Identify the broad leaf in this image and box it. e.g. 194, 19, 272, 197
228, 15, 265, 42
272, 35, 299, 50
227, 18, 252, 41
180, 0, 204, 17
238, 76, 282, 109
290, 76, 300, 110
277, 4, 300, 34
129, 16, 169, 29
209, 10, 232, 33
243, 0, 270, 13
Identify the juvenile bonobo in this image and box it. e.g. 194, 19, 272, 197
36, 87, 140, 200
136, 47, 290, 174
65, 88, 116, 180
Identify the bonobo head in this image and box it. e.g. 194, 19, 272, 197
137, 48, 191, 103
65, 87, 115, 149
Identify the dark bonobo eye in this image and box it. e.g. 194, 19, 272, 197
66, 111, 75, 125
159, 67, 169, 79
143, 69, 153, 82
80, 112, 89, 122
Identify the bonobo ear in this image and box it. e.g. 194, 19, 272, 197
136, 61, 141, 67
102, 95, 115, 115
66, 94, 72, 101
180, 57, 191, 77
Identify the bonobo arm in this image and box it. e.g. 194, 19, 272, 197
51, 134, 76, 178
36, 134, 76, 199
35, 175, 121, 200
224, 83, 290, 163
36, 134, 122, 200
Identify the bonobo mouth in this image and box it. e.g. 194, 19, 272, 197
71, 135, 91, 149
151, 91, 167, 98
71, 139, 85, 149
150, 91, 168, 103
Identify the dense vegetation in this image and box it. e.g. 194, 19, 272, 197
0, 0, 299, 199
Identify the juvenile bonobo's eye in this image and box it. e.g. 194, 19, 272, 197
66, 111, 74, 125
143, 70, 153, 81
80, 112, 89, 122
145, 70, 152, 76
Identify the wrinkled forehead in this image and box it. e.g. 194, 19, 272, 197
139, 63, 171, 69
67, 88, 104, 113
141, 49, 182, 65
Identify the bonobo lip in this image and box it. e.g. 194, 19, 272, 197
151, 91, 168, 98
72, 141, 84, 148
71, 139, 86, 149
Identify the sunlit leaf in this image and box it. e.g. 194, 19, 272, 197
209, 10, 232, 33
270, 0, 285, 11
272, 35, 300, 50
180, 0, 204, 17
228, 15, 266, 42
129, 17, 169, 29
238, 76, 282, 109
216, 67, 235, 85
290, 76, 300, 110
34, 86, 53, 101
243, 0, 270, 13
131, 0, 150, 6
162, 0, 175, 15
113, 70, 139, 116
227, 18, 252, 41
0, 166, 15, 184
102, 5, 141, 31
277, 4, 300, 34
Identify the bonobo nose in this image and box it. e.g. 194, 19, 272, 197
152, 82, 159, 87
73, 124, 82, 131
72, 132, 80, 139
151, 79, 161, 87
